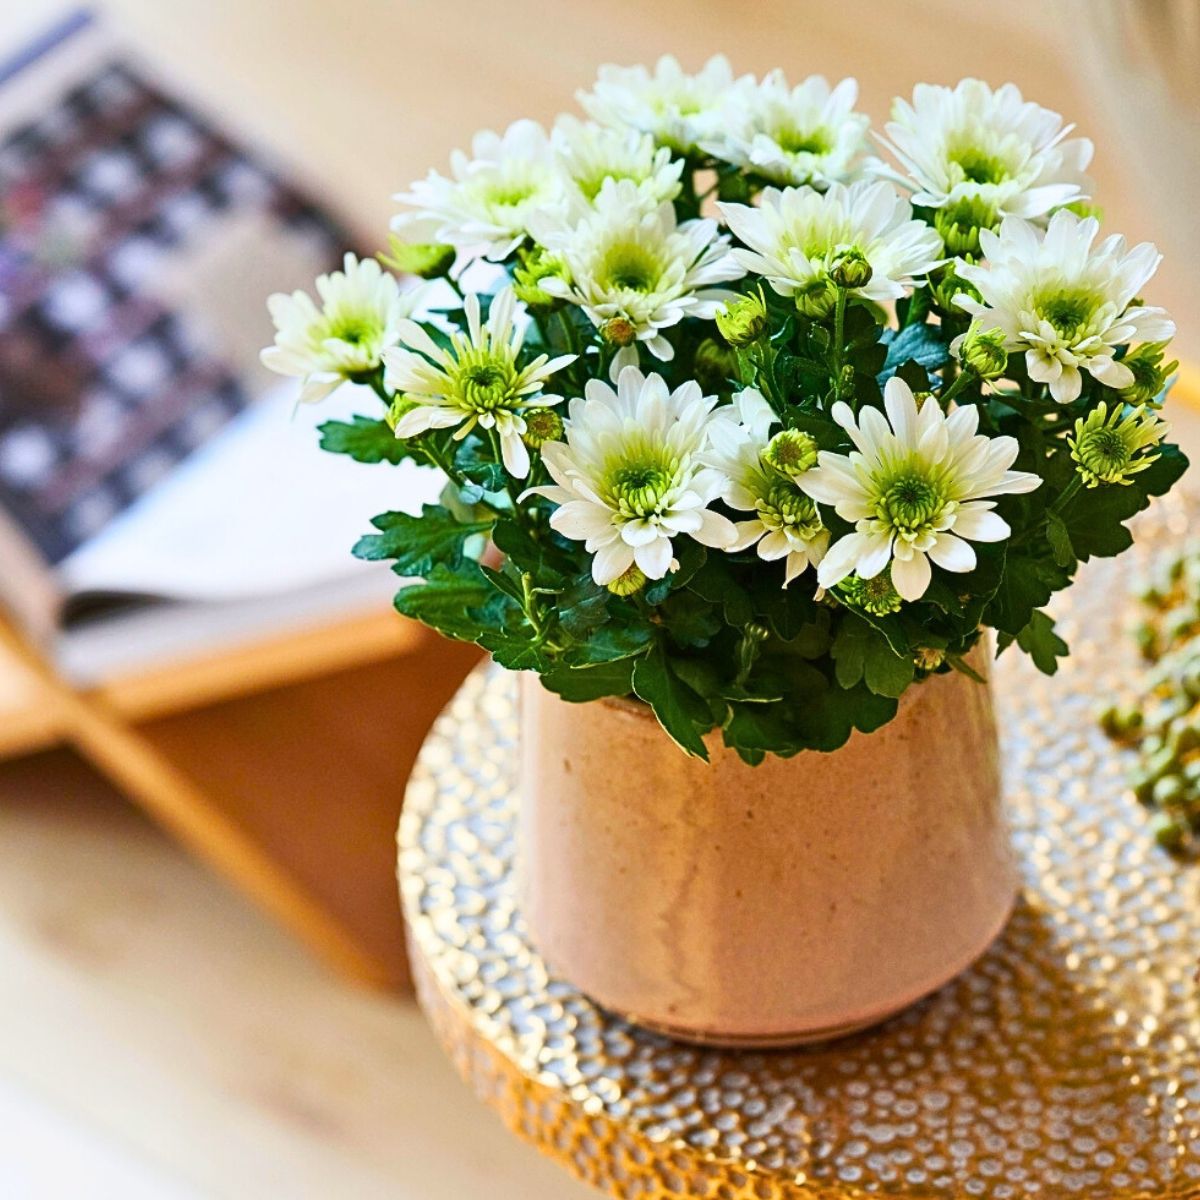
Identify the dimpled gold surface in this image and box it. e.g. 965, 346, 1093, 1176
398, 502, 1200, 1200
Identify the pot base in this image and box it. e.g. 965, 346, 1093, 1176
600, 889, 1017, 1048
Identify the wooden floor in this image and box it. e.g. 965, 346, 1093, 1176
0, 748, 593, 1199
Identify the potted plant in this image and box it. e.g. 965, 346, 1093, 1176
263, 62, 1184, 1045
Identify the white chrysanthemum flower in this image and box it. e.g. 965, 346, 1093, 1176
551, 116, 683, 212
392, 120, 566, 262
801, 376, 1041, 602
261, 253, 419, 405
524, 367, 737, 585
875, 79, 1093, 222
702, 388, 829, 585
382, 287, 574, 478
718, 181, 943, 307
531, 179, 744, 379
704, 72, 869, 188
952, 211, 1176, 404
578, 54, 737, 154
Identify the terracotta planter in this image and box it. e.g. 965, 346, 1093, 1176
518, 661, 1016, 1047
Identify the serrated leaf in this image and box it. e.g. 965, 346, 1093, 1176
880, 322, 952, 375
540, 658, 636, 702
632, 643, 711, 759
1013, 609, 1068, 675
831, 614, 914, 697
392, 560, 500, 641
354, 504, 492, 574
318, 416, 413, 465
1045, 513, 1076, 569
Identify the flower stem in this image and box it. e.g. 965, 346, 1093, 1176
830, 286, 849, 404
939, 368, 976, 407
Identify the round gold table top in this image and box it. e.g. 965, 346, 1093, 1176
398, 503, 1200, 1200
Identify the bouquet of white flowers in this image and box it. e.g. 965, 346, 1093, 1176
263, 61, 1184, 762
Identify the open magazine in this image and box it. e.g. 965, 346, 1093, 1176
0, 13, 439, 683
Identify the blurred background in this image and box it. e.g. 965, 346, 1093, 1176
0, 2, 1196, 1197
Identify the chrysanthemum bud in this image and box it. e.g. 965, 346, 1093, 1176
914, 646, 946, 671
794, 275, 837, 319
1061, 200, 1104, 222
829, 247, 873, 290
837, 570, 904, 615
378, 235, 456, 279
386, 394, 418, 432
1069, 401, 1169, 488
1119, 342, 1178, 406
521, 407, 564, 448
512, 248, 568, 313
715, 289, 768, 346
762, 429, 819, 479
606, 564, 647, 596
693, 337, 739, 393
933, 196, 998, 258
601, 316, 637, 347
931, 261, 980, 316
957, 323, 1009, 381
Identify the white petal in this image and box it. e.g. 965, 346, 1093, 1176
926, 532, 976, 573
890, 551, 932, 600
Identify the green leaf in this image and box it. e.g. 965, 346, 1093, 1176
880, 321, 951, 377
354, 504, 492, 574
567, 622, 655, 665
540, 658, 636, 702
687, 557, 754, 626
985, 553, 1067, 637
632, 643, 711, 759
557, 574, 609, 639
831, 614, 914, 698
1008, 609, 1068, 675
318, 416, 413, 465
392, 560, 499, 641
660, 592, 722, 648
454, 436, 507, 496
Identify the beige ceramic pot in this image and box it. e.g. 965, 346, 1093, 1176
518, 662, 1016, 1047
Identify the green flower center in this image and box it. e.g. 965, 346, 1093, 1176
1077, 426, 1131, 474
839, 570, 903, 615
762, 482, 821, 533
487, 182, 537, 209
775, 126, 831, 156
452, 350, 520, 411
948, 144, 1010, 185
1037, 289, 1096, 338
326, 315, 375, 346
878, 471, 946, 532
599, 243, 662, 293
610, 459, 675, 517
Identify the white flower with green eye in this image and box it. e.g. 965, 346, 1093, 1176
578, 54, 737, 154
702, 389, 829, 586
524, 367, 738, 585
704, 72, 869, 188
261, 253, 420, 405
382, 287, 575, 478
875, 79, 1093, 226
392, 120, 566, 262
551, 116, 683, 212
801, 376, 1041, 602
718, 181, 943, 312
952, 210, 1176, 404
530, 179, 745, 380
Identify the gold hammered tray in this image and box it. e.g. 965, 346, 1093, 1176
398, 499, 1200, 1200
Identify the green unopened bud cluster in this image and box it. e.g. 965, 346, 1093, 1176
762, 428, 819, 480
958, 323, 1008, 381
512, 247, 569, 313
829, 247, 873, 290
521, 407, 564, 448
1100, 545, 1200, 857
837, 569, 903, 615
933, 196, 998, 258
716, 288, 768, 346
1068, 401, 1168, 488
606, 564, 647, 596
1119, 342, 1178, 406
